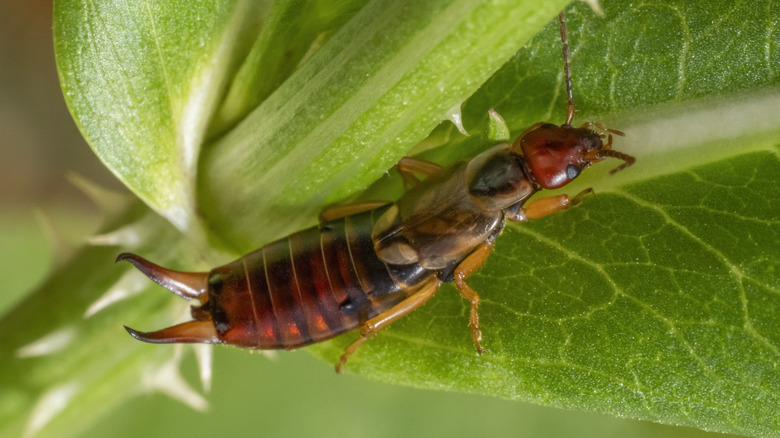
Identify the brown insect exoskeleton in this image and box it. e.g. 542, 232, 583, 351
119, 11, 634, 372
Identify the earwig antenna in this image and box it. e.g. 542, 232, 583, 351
559, 11, 575, 127
600, 149, 636, 174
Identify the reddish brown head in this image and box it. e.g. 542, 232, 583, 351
512, 123, 633, 189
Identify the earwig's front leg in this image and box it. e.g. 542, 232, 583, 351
453, 242, 494, 355
336, 277, 442, 373
508, 188, 593, 221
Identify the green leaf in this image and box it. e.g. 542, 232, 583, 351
31, 0, 780, 437
487, 109, 511, 142
0, 201, 209, 438
210, 0, 370, 136
54, 0, 266, 236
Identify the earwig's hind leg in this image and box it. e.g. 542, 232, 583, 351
396, 157, 442, 188
125, 321, 221, 344
117, 253, 209, 302
319, 201, 391, 223
336, 277, 442, 373
507, 188, 594, 222
453, 242, 494, 355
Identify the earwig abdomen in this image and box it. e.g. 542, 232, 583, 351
128, 206, 438, 350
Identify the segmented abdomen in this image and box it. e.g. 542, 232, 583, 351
206, 206, 433, 349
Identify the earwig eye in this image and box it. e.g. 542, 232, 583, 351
566, 164, 582, 180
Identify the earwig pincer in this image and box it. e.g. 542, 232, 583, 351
120, 12, 634, 372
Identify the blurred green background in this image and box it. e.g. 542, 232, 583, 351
0, 1, 743, 437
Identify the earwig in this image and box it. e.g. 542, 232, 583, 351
121, 11, 634, 372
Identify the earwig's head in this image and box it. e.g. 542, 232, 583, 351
511, 123, 634, 190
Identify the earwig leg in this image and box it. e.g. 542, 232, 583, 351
336, 337, 368, 373
396, 157, 443, 188
571, 188, 594, 205
319, 201, 390, 223
508, 188, 594, 221
454, 242, 494, 355
117, 253, 209, 302
124, 321, 220, 344
336, 277, 442, 373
